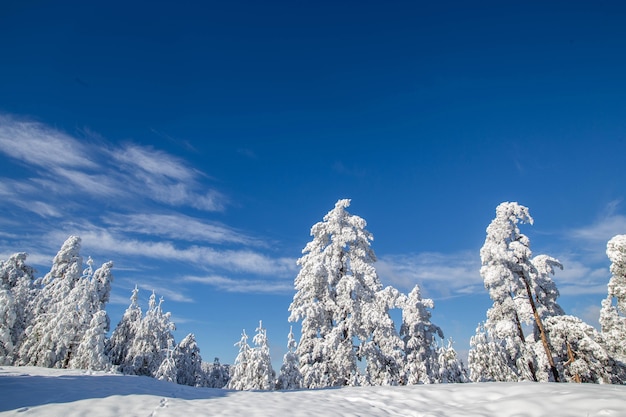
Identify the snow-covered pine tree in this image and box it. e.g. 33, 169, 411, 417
68, 310, 111, 371
155, 340, 178, 383
175, 333, 204, 387
361, 286, 405, 386
0, 252, 36, 365
600, 234, 626, 359
437, 339, 468, 383
247, 320, 276, 390
541, 315, 623, 383
468, 322, 520, 382
277, 326, 302, 390
203, 357, 230, 388
107, 285, 142, 372
289, 199, 396, 388
127, 292, 176, 377
228, 330, 252, 390
18, 236, 85, 368
399, 285, 443, 384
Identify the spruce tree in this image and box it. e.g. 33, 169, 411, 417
289, 199, 397, 388
277, 326, 302, 390
0, 252, 36, 365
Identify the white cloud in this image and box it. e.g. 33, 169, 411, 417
569, 214, 626, 245
103, 213, 262, 246
0, 115, 96, 169
0, 114, 229, 214
184, 274, 294, 294
377, 251, 483, 297
45, 228, 297, 277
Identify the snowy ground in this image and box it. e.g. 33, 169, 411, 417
1, 366, 625, 417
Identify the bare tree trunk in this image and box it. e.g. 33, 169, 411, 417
564, 341, 582, 383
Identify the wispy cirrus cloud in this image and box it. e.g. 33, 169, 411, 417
0, 114, 96, 169
184, 274, 294, 294
377, 251, 483, 298
0, 114, 228, 213
44, 227, 297, 277
103, 213, 264, 247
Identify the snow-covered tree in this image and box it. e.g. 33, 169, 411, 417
437, 339, 468, 383
468, 322, 520, 382
541, 315, 624, 383
68, 310, 111, 371
399, 285, 442, 384
600, 234, 626, 359
247, 321, 276, 390
203, 357, 230, 388
175, 333, 204, 387
0, 252, 36, 365
127, 292, 176, 377
471, 202, 561, 382
18, 236, 87, 368
277, 326, 302, 390
228, 330, 252, 390
155, 340, 178, 383
289, 199, 397, 388
107, 286, 142, 372
362, 286, 405, 386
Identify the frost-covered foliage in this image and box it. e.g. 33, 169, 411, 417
542, 315, 625, 383
361, 286, 405, 386
0, 252, 36, 365
125, 292, 176, 377
228, 330, 252, 390
289, 199, 401, 388
277, 326, 302, 390
17, 237, 113, 369
155, 341, 178, 383
437, 340, 468, 383
107, 286, 142, 372
398, 285, 466, 384
470, 203, 554, 382
175, 333, 205, 387
601, 235, 626, 359
399, 285, 442, 384
530, 255, 565, 319
228, 322, 276, 391
203, 357, 230, 388
69, 310, 111, 371
469, 323, 522, 382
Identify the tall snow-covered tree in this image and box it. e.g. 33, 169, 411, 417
18, 236, 90, 368
277, 326, 302, 390
600, 234, 626, 359
248, 321, 276, 390
399, 285, 442, 384
289, 199, 397, 388
107, 285, 142, 372
0, 252, 36, 365
471, 202, 560, 382
228, 330, 252, 390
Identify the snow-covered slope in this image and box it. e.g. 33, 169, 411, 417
1, 366, 625, 417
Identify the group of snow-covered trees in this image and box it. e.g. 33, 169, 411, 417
2, 199, 625, 389
0, 236, 230, 388
468, 202, 626, 384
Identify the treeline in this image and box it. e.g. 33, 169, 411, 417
1, 200, 625, 389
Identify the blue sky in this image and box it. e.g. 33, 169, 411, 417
1, 1, 625, 366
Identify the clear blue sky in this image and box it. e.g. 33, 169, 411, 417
1, 1, 625, 366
